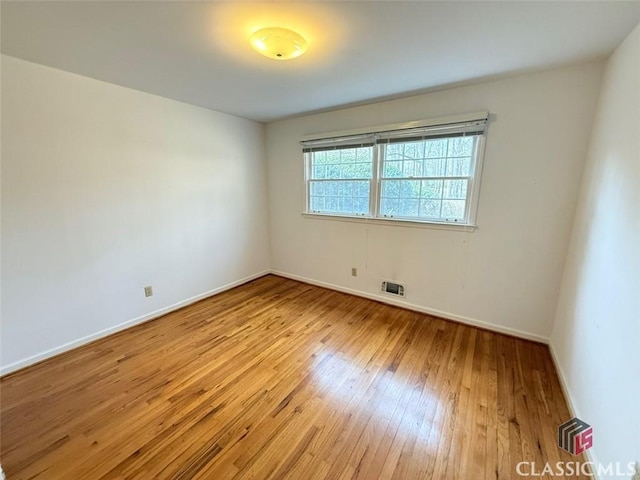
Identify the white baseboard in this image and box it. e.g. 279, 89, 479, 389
270, 270, 549, 344
1, 268, 548, 376
548, 341, 579, 417
548, 340, 600, 479
0, 270, 270, 377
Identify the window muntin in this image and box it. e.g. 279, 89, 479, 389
306, 143, 374, 216
303, 115, 487, 226
378, 136, 478, 222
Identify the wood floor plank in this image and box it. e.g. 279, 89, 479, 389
1, 275, 590, 479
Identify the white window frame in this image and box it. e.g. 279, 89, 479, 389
302, 112, 488, 229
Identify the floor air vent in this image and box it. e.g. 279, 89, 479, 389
381, 281, 405, 297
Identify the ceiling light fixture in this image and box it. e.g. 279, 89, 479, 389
250, 27, 308, 61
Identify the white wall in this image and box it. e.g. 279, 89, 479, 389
0, 55, 270, 373
551, 24, 640, 476
266, 62, 604, 341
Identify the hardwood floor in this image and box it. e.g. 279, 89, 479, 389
1, 275, 588, 479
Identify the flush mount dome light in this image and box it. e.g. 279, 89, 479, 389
250, 27, 307, 60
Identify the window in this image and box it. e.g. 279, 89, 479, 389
305, 135, 374, 216
303, 112, 488, 227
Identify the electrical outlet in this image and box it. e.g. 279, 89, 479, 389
144, 286, 153, 297
351, 267, 357, 277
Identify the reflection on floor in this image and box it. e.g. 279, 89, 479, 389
0, 274, 589, 479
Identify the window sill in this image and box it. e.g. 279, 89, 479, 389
302, 213, 477, 232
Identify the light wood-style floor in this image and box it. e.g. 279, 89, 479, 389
1, 275, 588, 479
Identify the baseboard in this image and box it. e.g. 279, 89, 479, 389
548, 340, 600, 479
270, 269, 549, 344
0, 270, 270, 377
1, 268, 548, 376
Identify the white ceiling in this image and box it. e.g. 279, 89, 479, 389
2, 1, 640, 122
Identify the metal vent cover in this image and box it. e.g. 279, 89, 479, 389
381, 281, 405, 297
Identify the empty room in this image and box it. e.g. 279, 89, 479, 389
1, 1, 639, 479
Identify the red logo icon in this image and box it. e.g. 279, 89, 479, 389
558, 417, 593, 455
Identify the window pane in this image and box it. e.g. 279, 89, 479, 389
341, 148, 356, 163
382, 160, 400, 178
382, 140, 475, 180
356, 148, 371, 161
402, 160, 421, 177
423, 158, 445, 177
425, 138, 448, 158
381, 180, 400, 198
355, 196, 369, 213
353, 162, 373, 178
378, 134, 478, 222
420, 179, 443, 199
445, 157, 471, 177
447, 137, 474, 157
312, 151, 326, 165
309, 180, 370, 215
326, 150, 340, 164
380, 179, 421, 217
420, 199, 442, 218
398, 198, 419, 217
403, 142, 425, 160
399, 179, 420, 197
380, 198, 399, 217
312, 165, 327, 179
442, 200, 466, 219
381, 180, 420, 199
443, 179, 468, 199
310, 182, 323, 196
310, 146, 373, 180
327, 164, 340, 179
385, 143, 404, 160
308, 145, 373, 215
